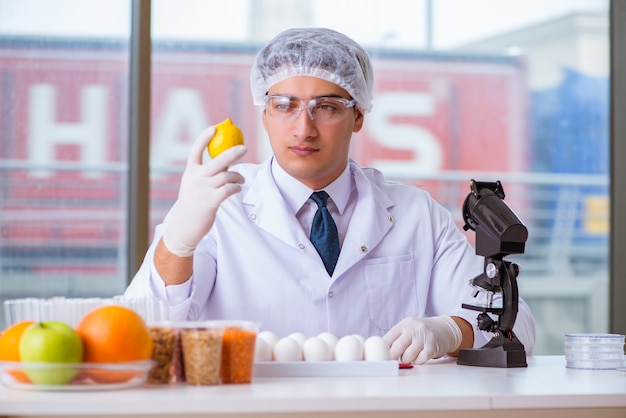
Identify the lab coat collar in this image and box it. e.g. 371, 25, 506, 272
242, 158, 308, 248
241, 158, 395, 280
332, 160, 395, 277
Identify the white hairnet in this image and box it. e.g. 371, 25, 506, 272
250, 28, 374, 113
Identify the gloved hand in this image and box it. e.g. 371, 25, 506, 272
162, 126, 246, 257
383, 315, 463, 365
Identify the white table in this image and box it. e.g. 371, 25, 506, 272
1, 356, 625, 418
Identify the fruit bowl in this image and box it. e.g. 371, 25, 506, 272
0, 360, 153, 391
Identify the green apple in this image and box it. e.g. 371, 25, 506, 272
18, 321, 84, 385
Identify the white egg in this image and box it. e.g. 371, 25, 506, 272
364, 336, 391, 361
352, 334, 366, 350
287, 332, 306, 348
254, 336, 272, 362
302, 337, 332, 362
273, 337, 303, 361
257, 330, 280, 353
317, 332, 338, 360
334, 335, 363, 361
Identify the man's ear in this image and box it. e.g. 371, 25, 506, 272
353, 108, 365, 133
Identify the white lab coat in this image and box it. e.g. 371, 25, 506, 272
126, 158, 536, 352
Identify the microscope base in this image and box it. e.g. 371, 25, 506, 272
457, 334, 527, 368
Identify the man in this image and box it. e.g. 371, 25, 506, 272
126, 27, 535, 364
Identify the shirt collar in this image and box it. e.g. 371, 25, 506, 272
271, 157, 352, 215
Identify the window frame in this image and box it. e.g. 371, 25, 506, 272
126, 0, 625, 336
610, 0, 625, 336
127, 0, 151, 279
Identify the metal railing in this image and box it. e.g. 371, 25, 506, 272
0, 162, 610, 353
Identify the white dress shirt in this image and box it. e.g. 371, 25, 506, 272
273, 158, 354, 246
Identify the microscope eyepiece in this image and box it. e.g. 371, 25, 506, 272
462, 180, 528, 257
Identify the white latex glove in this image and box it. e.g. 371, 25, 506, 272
162, 126, 246, 257
383, 316, 463, 365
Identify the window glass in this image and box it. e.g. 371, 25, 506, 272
0, 0, 131, 325
0, 0, 609, 356
150, 0, 609, 354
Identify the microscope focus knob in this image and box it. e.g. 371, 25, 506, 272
486, 262, 498, 278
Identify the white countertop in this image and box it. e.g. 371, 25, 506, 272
1, 356, 625, 417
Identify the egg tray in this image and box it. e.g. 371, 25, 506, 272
253, 360, 399, 377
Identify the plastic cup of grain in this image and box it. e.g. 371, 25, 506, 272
218, 320, 260, 384
179, 322, 224, 385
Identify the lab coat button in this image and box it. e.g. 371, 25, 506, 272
388, 215, 394, 223
298, 243, 305, 250
328, 291, 334, 299
249, 213, 257, 221
360, 246, 367, 253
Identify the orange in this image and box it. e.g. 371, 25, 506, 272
0, 320, 34, 383
207, 118, 244, 158
76, 305, 153, 383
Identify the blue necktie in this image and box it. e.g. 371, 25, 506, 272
310, 191, 340, 276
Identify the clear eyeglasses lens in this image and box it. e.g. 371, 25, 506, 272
265, 96, 356, 124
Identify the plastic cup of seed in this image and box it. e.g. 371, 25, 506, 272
217, 320, 261, 384
147, 322, 179, 384
179, 322, 224, 385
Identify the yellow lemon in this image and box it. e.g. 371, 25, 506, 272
207, 118, 245, 158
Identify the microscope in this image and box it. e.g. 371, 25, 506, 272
457, 180, 529, 368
